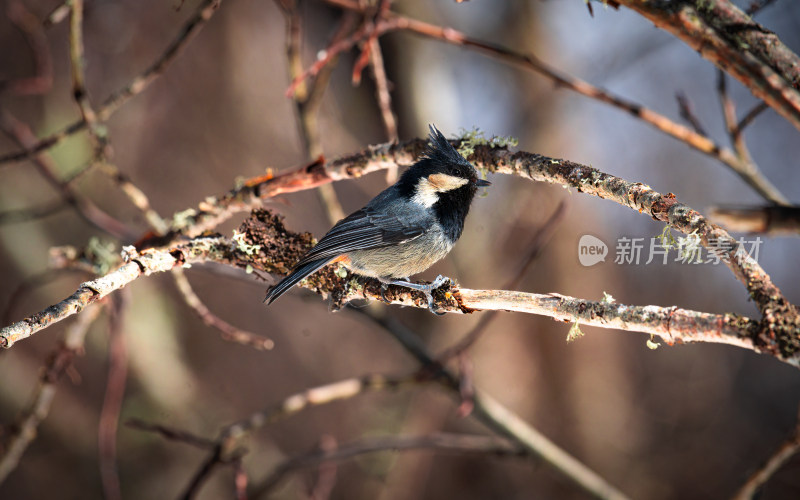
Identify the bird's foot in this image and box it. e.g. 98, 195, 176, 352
386, 275, 450, 315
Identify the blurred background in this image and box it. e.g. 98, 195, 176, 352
1, 0, 800, 498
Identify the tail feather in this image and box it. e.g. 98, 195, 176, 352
264, 258, 335, 305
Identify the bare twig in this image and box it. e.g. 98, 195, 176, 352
676, 92, 708, 136
308, 435, 338, 500
737, 101, 769, 132
0, 0, 223, 166
732, 409, 800, 500
233, 457, 248, 500
0, 304, 102, 484
716, 71, 788, 205
251, 433, 524, 497
99, 293, 129, 500
0, 200, 68, 225
125, 419, 216, 450
173, 374, 414, 499
68, 0, 101, 145
367, 34, 400, 183
171, 268, 275, 350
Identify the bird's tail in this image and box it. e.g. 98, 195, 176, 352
263, 257, 335, 305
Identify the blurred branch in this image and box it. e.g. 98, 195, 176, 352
0, 304, 102, 484
277, 0, 346, 225
98, 293, 128, 500
675, 91, 709, 136
2, 0, 53, 96
67, 0, 170, 234
614, 0, 800, 131
251, 433, 524, 497
0, 200, 68, 225
716, 71, 788, 205
0, 0, 223, 166
708, 205, 800, 235
132, 374, 416, 499
732, 409, 800, 500
0, 109, 135, 240
352, 308, 630, 500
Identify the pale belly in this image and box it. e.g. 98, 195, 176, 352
346, 230, 454, 279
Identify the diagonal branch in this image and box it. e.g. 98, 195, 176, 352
615, 0, 800, 132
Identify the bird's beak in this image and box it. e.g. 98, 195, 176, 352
476, 178, 491, 187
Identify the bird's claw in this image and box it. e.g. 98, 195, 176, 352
423, 275, 448, 315
379, 283, 391, 304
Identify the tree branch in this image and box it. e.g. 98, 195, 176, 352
251, 433, 524, 497
615, 0, 800, 132
4, 138, 798, 362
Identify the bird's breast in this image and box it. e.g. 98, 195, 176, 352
345, 225, 454, 279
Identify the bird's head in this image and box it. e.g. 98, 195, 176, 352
400, 124, 491, 208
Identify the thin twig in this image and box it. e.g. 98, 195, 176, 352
251, 433, 524, 497
732, 409, 800, 499
675, 91, 708, 136
737, 101, 770, 133
171, 268, 275, 350
716, 71, 787, 205
125, 419, 216, 450
367, 34, 400, 183
278, 0, 348, 225
0, 304, 102, 484
98, 293, 129, 500
308, 435, 338, 500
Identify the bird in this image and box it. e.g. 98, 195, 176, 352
263, 124, 491, 314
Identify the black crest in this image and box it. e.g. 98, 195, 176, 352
425, 124, 470, 167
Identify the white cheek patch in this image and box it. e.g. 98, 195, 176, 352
412, 177, 439, 207
412, 174, 469, 207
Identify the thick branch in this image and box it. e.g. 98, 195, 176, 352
616, 0, 800, 132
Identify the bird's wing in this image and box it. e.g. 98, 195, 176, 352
295, 205, 426, 267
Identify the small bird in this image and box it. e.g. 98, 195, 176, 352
264, 124, 491, 314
